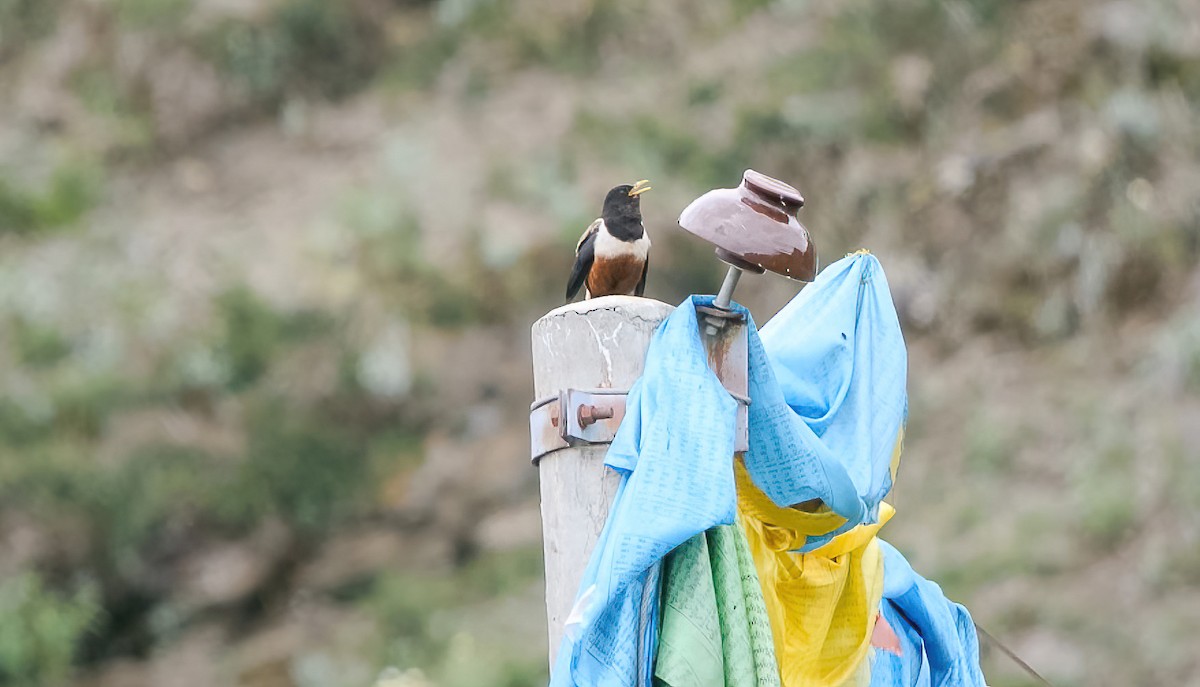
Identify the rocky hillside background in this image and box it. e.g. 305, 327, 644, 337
1, 0, 1199, 685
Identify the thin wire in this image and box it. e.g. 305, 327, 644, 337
975, 622, 1055, 687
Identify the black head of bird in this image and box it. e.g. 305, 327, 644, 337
600, 180, 652, 240
564, 179, 653, 301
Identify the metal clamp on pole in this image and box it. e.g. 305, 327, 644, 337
529, 388, 629, 464
529, 384, 753, 464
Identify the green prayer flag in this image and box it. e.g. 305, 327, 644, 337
655, 525, 780, 687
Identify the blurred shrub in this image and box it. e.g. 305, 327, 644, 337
10, 317, 72, 368
505, 1, 624, 74
51, 374, 128, 440
436, 632, 545, 687
0, 378, 126, 452
0, 399, 53, 447
0, 574, 99, 687
221, 400, 373, 532
0, 266, 430, 664
572, 113, 738, 189
380, 33, 460, 92
113, 0, 189, 28
215, 286, 285, 391
365, 548, 545, 685
0, 161, 101, 236
70, 66, 157, 153
342, 193, 506, 328
963, 414, 1015, 474
214, 286, 333, 390
205, 0, 385, 106
88, 446, 214, 557
0, 0, 61, 60
1074, 441, 1138, 550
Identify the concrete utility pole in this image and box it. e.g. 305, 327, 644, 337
529, 170, 814, 669
530, 295, 673, 662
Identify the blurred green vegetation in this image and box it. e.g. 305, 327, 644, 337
0, 160, 100, 236
0, 270, 435, 680
364, 548, 546, 686
205, 0, 386, 106
0, 0, 62, 60
1, 0, 1198, 684
0, 574, 99, 687
112, 0, 190, 28
1074, 441, 1139, 550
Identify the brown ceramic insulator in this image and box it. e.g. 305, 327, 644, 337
677, 169, 817, 282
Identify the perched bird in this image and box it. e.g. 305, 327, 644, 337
565, 180, 652, 301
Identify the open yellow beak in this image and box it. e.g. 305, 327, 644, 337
628, 179, 652, 197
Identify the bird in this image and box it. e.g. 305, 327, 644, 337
565, 180, 652, 301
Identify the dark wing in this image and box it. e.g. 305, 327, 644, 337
576, 218, 600, 254
634, 255, 648, 297
565, 219, 601, 301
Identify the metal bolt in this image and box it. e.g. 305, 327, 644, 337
578, 404, 614, 428
705, 265, 743, 337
